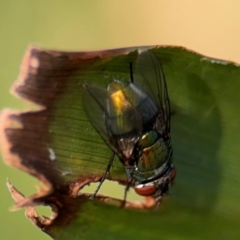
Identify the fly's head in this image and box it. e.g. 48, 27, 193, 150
134, 164, 176, 197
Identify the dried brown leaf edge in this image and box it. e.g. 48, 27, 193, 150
1, 46, 161, 232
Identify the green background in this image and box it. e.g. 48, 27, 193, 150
1, 1, 240, 240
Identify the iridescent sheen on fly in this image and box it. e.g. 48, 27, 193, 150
83, 50, 176, 201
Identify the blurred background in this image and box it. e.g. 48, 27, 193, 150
1, 1, 240, 239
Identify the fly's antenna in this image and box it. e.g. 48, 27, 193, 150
129, 62, 134, 83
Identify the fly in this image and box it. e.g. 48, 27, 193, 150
83, 50, 176, 204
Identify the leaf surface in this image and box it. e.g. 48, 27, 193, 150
1, 46, 240, 239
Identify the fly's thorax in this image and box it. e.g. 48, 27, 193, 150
135, 130, 171, 181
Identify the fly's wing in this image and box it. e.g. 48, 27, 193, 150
82, 85, 113, 148
82, 83, 142, 161
134, 50, 171, 135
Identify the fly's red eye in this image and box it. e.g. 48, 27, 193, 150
170, 167, 177, 182
134, 183, 157, 196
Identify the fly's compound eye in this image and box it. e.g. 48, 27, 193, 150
134, 182, 157, 196
134, 167, 176, 197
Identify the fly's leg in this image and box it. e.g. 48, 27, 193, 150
90, 151, 115, 200
120, 169, 134, 208
129, 61, 134, 83
120, 181, 131, 208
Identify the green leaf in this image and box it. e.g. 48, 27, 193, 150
1, 46, 240, 239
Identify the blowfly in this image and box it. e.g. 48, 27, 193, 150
83, 50, 176, 204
